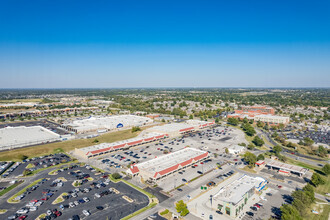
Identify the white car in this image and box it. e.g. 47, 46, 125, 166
35, 201, 43, 206
46, 210, 52, 215
83, 197, 90, 202
83, 210, 90, 216
74, 201, 79, 206
29, 206, 37, 211
16, 209, 29, 214
69, 202, 75, 208
261, 196, 267, 201
94, 193, 101, 198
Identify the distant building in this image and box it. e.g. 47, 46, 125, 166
227, 105, 289, 125
240, 105, 275, 115
213, 175, 267, 218
254, 114, 290, 125
61, 115, 153, 134
146, 120, 215, 137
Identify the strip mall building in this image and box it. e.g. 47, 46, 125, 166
74, 132, 168, 158
127, 148, 209, 182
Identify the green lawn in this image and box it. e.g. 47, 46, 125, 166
285, 157, 323, 173
315, 174, 330, 196
306, 201, 330, 220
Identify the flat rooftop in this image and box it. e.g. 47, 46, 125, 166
65, 115, 153, 131
148, 120, 214, 133
214, 175, 267, 205
265, 159, 308, 174
136, 148, 208, 175
0, 126, 60, 148
78, 132, 164, 154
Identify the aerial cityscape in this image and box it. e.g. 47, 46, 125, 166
0, 1, 329, 220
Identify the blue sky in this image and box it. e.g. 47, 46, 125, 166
0, 0, 329, 88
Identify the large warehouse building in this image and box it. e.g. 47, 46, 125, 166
146, 120, 215, 137
74, 132, 168, 158
127, 148, 209, 182
0, 126, 60, 151
62, 115, 153, 134
213, 174, 267, 218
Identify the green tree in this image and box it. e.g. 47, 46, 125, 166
322, 164, 330, 175
257, 154, 265, 161
189, 115, 193, 119
280, 204, 302, 220
92, 139, 99, 143
243, 152, 257, 167
292, 190, 312, 206
247, 143, 255, 150
318, 145, 327, 157
131, 126, 141, 133
19, 155, 28, 161
112, 173, 121, 179
227, 117, 239, 126
310, 173, 325, 187
175, 200, 189, 216
273, 145, 282, 155
292, 199, 308, 216
302, 184, 315, 203
303, 137, 314, 146
241, 122, 256, 136
225, 148, 229, 154
252, 136, 264, 147
23, 169, 32, 176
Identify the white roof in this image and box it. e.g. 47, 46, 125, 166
265, 159, 308, 174
0, 126, 60, 148
254, 115, 289, 119
78, 132, 164, 154
148, 120, 212, 134
64, 115, 153, 132
228, 145, 245, 151
134, 148, 208, 175
214, 175, 267, 205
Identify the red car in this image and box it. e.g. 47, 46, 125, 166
233, 159, 238, 161
102, 175, 108, 178
54, 211, 62, 216
200, 162, 204, 164
19, 216, 27, 220
31, 199, 38, 203
254, 204, 261, 208
194, 164, 198, 167
278, 185, 282, 189
41, 197, 48, 201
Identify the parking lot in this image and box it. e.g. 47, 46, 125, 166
2, 153, 72, 179
95, 125, 247, 192
283, 129, 329, 145
242, 187, 292, 220
1, 163, 149, 220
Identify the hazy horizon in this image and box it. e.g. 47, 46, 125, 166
1, 0, 329, 88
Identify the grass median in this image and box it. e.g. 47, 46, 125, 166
0, 181, 24, 197
8, 178, 44, 203
121, 202, 157, 220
